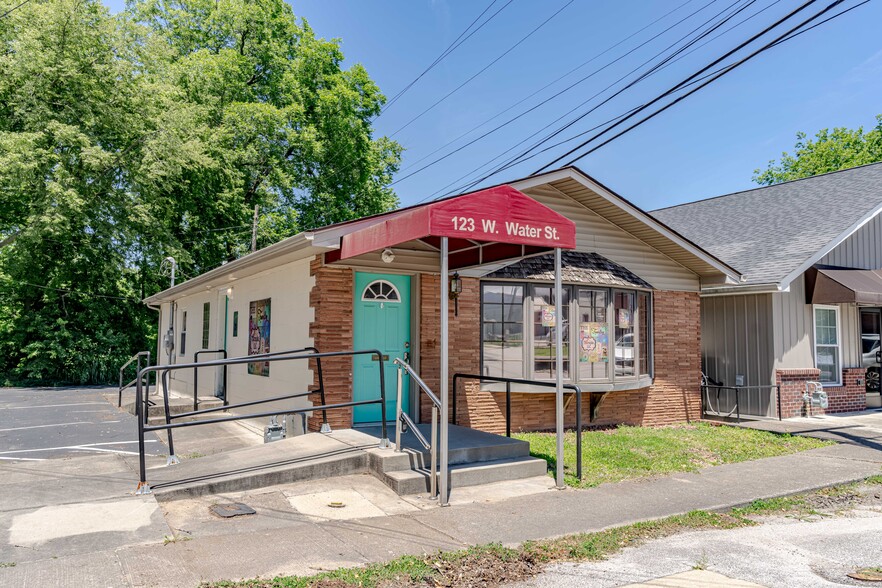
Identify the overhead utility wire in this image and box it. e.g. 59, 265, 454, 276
0, 0, 31, 19
553, 0, 863, 168
392, 0, 697, 179
310, 0, 515, 190
382, 0, 508, 113
391, 0, 718, 186
389, 0, 576, 138
535, 0, 834, 172
459, 0, 760, 190
439, 0, 756, 197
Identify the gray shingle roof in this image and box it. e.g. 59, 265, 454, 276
484, 251, 654, 289
650, 163, 882, 285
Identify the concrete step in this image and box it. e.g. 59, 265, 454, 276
381, 456, 549, 495
148, 431, 375, 500
359, 423, 531, 467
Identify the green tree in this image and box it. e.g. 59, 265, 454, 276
0, 0, 401, 384
753, 115, 882, 186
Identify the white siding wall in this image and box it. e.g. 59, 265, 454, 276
772, 274, 860, 375
158, 257, 316, 417
524, 186, 702, 292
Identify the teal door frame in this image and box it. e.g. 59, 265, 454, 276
352, 272, 412, 424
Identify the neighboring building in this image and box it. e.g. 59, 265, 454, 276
653, 162, 882, 417
144, 167, 741, 435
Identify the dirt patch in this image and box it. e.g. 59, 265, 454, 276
408, 550, 540, 588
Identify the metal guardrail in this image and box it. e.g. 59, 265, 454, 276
133, 347, 389, 494
193, 349, 228, 410
701, 384, 783, 422
394, 358, 440, 500
118, 351, 151, 417
451, 373, 587, 480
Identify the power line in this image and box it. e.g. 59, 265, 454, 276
464, 0, 759, 188
0, 276, 142, 302
535, 0, 831, 172
426, 0, 755, 199
382, 0, 509, 113
555, 0, 867, 168
389, 0, 576, 138
0, 0, 31, 20
390, 0, 713, 187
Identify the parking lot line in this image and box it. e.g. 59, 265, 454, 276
0, 440, 159, 455
0, 402, 110, 410
0, 421, 121, 432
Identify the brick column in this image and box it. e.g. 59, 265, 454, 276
775, 368, 821, 418
308, 256, 354, 431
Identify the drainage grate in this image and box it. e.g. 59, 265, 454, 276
209, 503, 256, 518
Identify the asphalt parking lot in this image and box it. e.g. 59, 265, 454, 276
0, 386, 164, 460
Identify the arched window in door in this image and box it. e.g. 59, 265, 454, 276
361, 280, 401, 302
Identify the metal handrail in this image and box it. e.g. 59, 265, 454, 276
452, 373, 586, 479
118, 351, 151, 411
193, 349, 228, 410
393, 358, 439, 500
133, 347, 390, 495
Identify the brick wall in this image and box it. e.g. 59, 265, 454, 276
419, 281, 702, 432
308, 256, 354, 431
776, 366, 867, 417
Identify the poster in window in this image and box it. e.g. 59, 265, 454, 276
617, 309, 632, 329
541, 306, 556, 327
580, 322, 608, 363
248, 298, 271, 376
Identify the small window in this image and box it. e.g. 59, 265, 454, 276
362, 280, 401, 302
232, 311, 239, 337
202, 302, 210, 349
180, 311, 187, 356
814, 305, 841, 385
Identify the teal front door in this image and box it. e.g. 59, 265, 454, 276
353, 272, 411, 424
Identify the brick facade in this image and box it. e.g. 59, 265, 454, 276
419, 281, 703, 432
776, 366, 867, 418
308, 256, 354, 431
308, 255, 703, 433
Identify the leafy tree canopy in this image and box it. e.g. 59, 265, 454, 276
753, 115, 882, 186
0, 0, 401, 384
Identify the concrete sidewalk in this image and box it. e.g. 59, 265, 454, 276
3, 439, 880, 587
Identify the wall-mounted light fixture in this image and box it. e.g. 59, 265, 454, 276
449, 272, 462, 316
381, 248, 395, 264
226, 286, 234, 300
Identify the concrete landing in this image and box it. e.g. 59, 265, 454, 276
149, 429, 379, 500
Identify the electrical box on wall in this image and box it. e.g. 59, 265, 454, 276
735, 375, 745, 386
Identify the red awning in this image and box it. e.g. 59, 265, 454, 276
337, 185, 576, 269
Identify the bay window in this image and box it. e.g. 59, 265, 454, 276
481, 282, 652, 385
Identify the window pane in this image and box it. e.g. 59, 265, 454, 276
816, 346, 839, 383
484, 303, 503, 323
530, 285, 569, 380
638, 292, 651, 376
615, 291, 635, 377
202, 302, 210, 349
482, 284, 524, 378
578, 288, 609, 380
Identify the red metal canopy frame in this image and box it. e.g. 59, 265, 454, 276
331, 185, 577, 266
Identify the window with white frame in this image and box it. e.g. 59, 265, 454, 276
813, 305, 841, 385
481, 282, 652, 384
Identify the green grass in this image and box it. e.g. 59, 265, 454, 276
515, 422, 832, 488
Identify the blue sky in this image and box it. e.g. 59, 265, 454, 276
105, 0, 882, 211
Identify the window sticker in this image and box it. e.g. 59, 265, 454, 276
248, 298, 271, 376
580, 322, 608, 363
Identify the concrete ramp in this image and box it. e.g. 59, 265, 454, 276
148, 425, 548, 501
